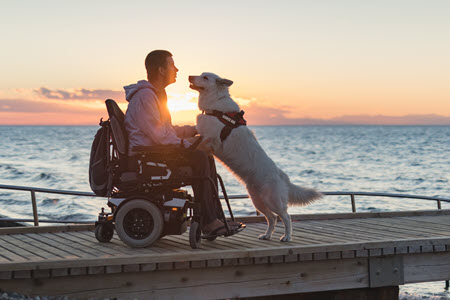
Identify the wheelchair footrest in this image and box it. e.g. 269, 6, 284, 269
201, 222, 246, 239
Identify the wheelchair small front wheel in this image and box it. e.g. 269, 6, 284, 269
115, 199, 163, 248
94, 222, 114, 242
189, 221, 202, 249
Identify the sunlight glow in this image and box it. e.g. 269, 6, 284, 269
167, 92, 199, 113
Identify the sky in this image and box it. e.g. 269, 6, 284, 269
1, 0, 449, 125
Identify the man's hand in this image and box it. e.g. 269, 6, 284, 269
173, 125, 197, 138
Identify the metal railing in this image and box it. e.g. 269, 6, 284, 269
0, 183, 449, 226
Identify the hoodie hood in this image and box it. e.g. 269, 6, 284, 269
123, 80, 155, 102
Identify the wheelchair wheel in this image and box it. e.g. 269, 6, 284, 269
189, 221, 202, 249
94, 222, 114, 242
115, 199, 163, 248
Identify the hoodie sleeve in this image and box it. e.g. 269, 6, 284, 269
129, 89, 191, 147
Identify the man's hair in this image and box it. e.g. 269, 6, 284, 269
145, 50, 173, 80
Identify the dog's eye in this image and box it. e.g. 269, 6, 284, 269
202, 76, 209, 81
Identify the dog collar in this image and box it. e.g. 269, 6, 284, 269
203, 110, 247, 141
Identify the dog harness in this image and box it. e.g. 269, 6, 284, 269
203, 110, 247, 141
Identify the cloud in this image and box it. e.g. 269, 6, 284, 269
0, 98, 102, 113
34, 87, 124, 101
240, 102, 450, 125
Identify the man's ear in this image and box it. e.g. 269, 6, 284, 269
216, 78, 233, 87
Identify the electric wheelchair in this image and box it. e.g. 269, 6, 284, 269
93, 99, 244, 249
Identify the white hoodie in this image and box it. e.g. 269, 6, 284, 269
123, 80, 193, 154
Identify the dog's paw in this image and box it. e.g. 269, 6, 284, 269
258, 234, 271, 240
280, 235, 291, 242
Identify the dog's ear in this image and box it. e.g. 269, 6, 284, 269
216, 78, 233, 87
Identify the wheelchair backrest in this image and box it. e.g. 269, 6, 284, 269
105, 99, 128, 156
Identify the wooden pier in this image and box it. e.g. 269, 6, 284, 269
1, 209, 450, 299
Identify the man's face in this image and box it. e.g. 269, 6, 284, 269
162, 56, 178, 86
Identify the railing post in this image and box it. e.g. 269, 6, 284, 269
30, 190, 39, 226
351, 194, 356, 212
437, 200, 442, 210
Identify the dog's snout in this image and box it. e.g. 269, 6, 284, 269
188, 76, 195, 83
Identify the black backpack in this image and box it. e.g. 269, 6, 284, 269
89, 119, 112, 196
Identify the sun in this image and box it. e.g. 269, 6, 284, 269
167, 92, 199, 113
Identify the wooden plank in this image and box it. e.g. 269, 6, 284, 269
51, 268, 69, 277
292, 224, 358, 244
0, 236, 44, 261
88, 266, 105, 275
69, 267, 87, 276
108, 235, 171, 254
37, 232, 105, 259
305, 219, 400, 241
220, 227, 291, 247
0, 244, 28, 262
330, 218, 418, 239
335, 219, 429, 240
327, 251, 342, 260
238, 257, 253, 265
307, 218, 403, 240
355, 217, 450, 238
404, 252, 450, 284
251, 222, 340, 245
174, 261, 190, 270
392, 217, 450, 233
33, 269, 51, 278
342, 250, 355, 259
0, 224, 95, 235
399, 215, 450, 228
13, 270, 31, 279
1, 235, 60, 261
206, 259, 222, 268
78, 231, 164, 255
284, 254, 299, 263
382, 247, 395, 255
0, 257, 369, 299
0, 255, 12, 263
105, 265, 122, 274
299, 253, 313, 261
12, 233, 79, 260
66, 231, 131, 256
433, 244, 446, 252
0, 271, 12, 280
269, 255, 284, 263
293, 220, 382, 243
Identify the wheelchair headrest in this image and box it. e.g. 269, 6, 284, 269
105, 99, 128, 155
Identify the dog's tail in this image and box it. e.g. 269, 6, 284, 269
288, 183, 322, 206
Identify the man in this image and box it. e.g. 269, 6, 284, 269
123, 50, 226, 235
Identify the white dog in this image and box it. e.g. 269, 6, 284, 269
189, 73, 322, 242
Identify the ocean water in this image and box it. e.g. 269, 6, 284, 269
0, 125, 449, 298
